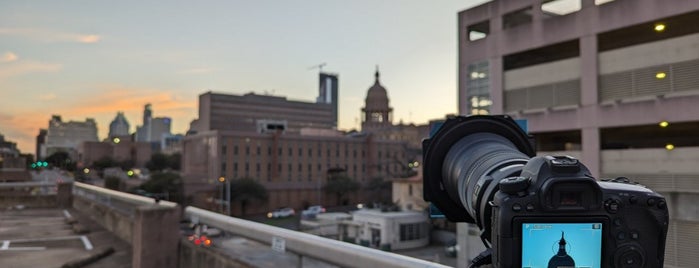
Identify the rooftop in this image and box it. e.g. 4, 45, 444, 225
0, 208, 131, 268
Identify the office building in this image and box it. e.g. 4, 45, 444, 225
458, 0, 699, 266
42, 115, 98, 159
183, 84, 414, 215
189, 92, 335, 135
108, 112, 130, 138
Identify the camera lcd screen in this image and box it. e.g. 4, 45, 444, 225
522, 223, 602, 268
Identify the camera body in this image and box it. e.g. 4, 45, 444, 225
422, 115, 669, 268
491, 155, 669, 268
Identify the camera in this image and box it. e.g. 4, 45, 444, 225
422, 115, 669, 268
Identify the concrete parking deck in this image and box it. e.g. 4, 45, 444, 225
0, 208, 132, 268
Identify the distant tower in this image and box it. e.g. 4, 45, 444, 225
136, 104, 153, 142
548, 231, 575, 268
143, 104, 152, 126
317, 72, 339, 128
361, 66, 393, 132
36, 129, 47, 160
108, 111, 130, 138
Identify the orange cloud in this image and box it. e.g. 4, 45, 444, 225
78, 35, 101, 44
1, 52, 18, 63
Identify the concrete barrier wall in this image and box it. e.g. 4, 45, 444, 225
132, 206, 181, 268
73, 194, 134, 244
178, 238, 253, 268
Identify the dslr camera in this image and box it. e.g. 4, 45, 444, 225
422, 115, 669, 268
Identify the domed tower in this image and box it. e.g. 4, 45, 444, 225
548, 231, 575, 268
361, 67, 393, 132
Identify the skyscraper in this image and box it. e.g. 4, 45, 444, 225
108, 112, 130, 138
317, 72, 339, 128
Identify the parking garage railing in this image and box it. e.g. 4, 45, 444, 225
184, 206, 450, 268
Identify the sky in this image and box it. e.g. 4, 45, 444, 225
0, 0, 490, 155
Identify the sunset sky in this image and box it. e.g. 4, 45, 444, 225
0, 0, 489, 154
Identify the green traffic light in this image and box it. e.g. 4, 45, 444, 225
31, 163, 37, 168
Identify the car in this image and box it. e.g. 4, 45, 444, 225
267, 207, 295, 218
301, 205, 326, 219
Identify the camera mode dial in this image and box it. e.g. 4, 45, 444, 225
499, 176, 530, 195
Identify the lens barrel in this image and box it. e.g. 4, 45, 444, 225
423, 115, 535, 225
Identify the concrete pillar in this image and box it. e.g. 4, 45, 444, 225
581, 127, 600, 178
131, 205, 181, 268
57, 182, 73, 208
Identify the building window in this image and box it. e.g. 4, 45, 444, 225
288, 147, 292, 156
233, 163, 238, 172
268, 146, 272, 156
256, 163, 260, 172
308, 148, 313, 157
234, 145, 238, 155
399, 223, 425, 241
222, 145, 227, 155
409, 185, 413, 196
467, 60, 491, 115
221, 162, 226, 175
541, 0, 581, 17
467, 20, 490, 41
245, 163, 249, 172
257, 146, 261, 155
245, 146, 250, 156
299, 148, 303, 157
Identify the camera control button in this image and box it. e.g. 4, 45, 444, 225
605, 199, 620, 213
631, 231, 639, 240
657, 200, 667, 209
512, 203, 522, 212
629, 195, 638, 204
647, 198, 656, 206
526, 203, 535, 212
617, 232, 626, 240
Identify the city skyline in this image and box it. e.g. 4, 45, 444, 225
0, 0, 490, 154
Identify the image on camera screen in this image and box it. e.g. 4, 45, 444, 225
522, 223, 602, 268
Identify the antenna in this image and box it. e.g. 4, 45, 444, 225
308, 63, 327, 73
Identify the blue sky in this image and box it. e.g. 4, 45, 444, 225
0, 0, 490, 154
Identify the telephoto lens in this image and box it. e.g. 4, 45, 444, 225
423, 115, 535, 232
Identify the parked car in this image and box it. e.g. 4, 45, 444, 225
302, 205, 326, 215
301, 205, 326, 219
267, 207, 295, 218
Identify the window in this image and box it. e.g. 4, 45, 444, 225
467, 61, 491, 115
467, 20, 490, 41
221, 162, 226, 174
256, 146, 260, 155
234, 145, 238, 155
299, 147, 303, 157
245, 146, 250, 156
399, 223, 425, 241
222, 145, 227, 155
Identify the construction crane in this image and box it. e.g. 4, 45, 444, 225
308, 63, 326, 73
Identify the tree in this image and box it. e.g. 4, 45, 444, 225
324, 175, 360, 206
45, 151, 76, 171
366, 177, 392, 204
146, 153, 170, 172
138, 172, 184, 203
228, 178, 268, 216
146, 153, 181, 172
